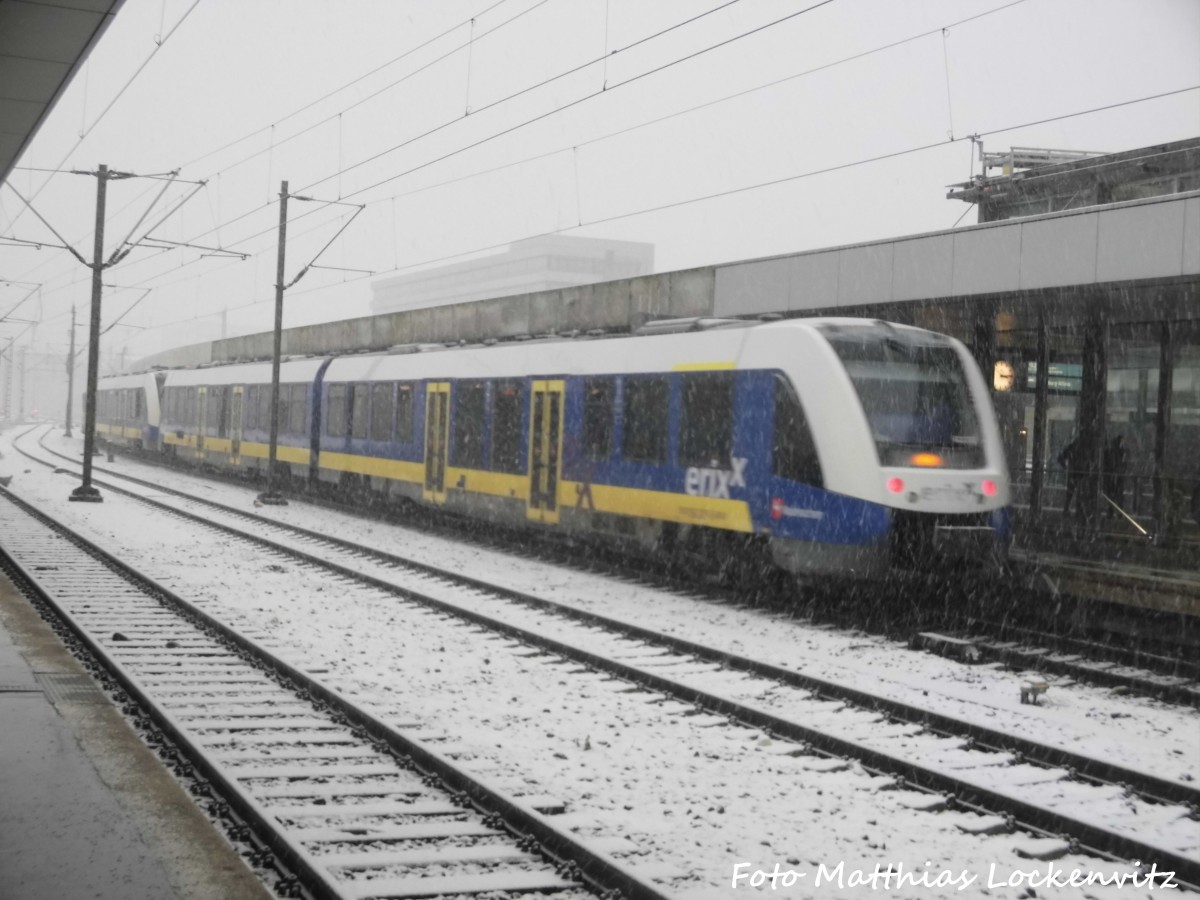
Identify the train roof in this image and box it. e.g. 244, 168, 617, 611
159, 357, 329, 387
96, 371, 158, 390
124, 317, 959, 387
319, 316, 944, 382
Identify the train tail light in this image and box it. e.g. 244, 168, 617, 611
981, 479, 998, 497
886, 477, 904, 494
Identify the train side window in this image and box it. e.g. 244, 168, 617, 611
326, 384, 347, 436
622, 376, 669, 464
453, 380, 487, 469
276, 384, 288, 434
217, 387, 231, 438
258, 385, 273, 430
206, 387, 223, 436
370, 383, 394, 441
491, 380, 523, 473
582, 378, 614, 459
289, 384, 307, 434
396, 383, 414, 443
680, 372, 733, 466
244, 386, 257, 429
772, 375, 823, 487
350, 384, 369, 439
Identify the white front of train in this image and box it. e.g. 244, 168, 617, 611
823, 322, 1008, 503
791, 319, 1011, 569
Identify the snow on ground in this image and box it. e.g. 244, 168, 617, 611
2, 428, 1196, 898
21, 430, 1191, 787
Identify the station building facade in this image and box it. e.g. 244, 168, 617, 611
369, 235, 655, 314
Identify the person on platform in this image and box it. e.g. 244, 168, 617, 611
1104, 434, 1127, 517
1058, 435, 1085, 516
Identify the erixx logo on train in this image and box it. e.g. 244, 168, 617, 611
684, 458, 748, 499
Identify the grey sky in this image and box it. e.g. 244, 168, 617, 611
1, 0, 1197, 368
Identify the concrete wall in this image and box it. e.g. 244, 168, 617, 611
135, 267, 716, 368
713, 192, 1200, 316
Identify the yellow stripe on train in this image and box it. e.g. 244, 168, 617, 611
320, 450, 425, 483
318, 450, 752, 532
96, 423, 143, 439
565, 480, 752, 531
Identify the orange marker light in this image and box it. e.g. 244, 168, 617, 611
910, 453, 944, 468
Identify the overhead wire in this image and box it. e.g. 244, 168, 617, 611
15, 0, 761, 300
2, 0, 527, 292
85, 0, 1013, 278
175, 0, 524, 173
315, 0, 1028, 213
120, 77, 1200, 345
278, 84, 1200, 291
5, 1, 202, 232
514, 85, 1200, 233
299, 0, 790, 197
77, 56, 1200, 347
13, 2, 1197, 356
152, 0, 748, 252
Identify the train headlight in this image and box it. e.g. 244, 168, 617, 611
981, 479, 998, 497
886, 477, 905, 494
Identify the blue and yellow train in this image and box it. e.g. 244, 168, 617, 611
97, 317, 1011, 582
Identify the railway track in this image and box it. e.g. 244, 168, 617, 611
0, 488, 667, 900
28, 427, 1200, 704
8, 428, 1200, 891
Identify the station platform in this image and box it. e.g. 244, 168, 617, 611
1012, 507, 1200, 619
0, 571, 271, 900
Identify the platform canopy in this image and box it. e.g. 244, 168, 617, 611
0, 0, 126, 188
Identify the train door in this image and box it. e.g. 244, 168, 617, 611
230, 386, 244, 463
196, 386, 207, 459
422, 382, 450, 503
527, 380, 564, 524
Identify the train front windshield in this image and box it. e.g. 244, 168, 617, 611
820, 325, 984, 469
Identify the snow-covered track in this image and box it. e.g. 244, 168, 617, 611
31, 428, 1200, 702
14, 431, 1200, 889
914, 625, 1200, 706
0, 487, 670, 900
